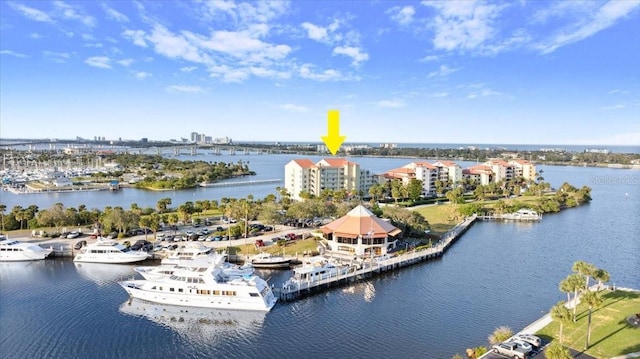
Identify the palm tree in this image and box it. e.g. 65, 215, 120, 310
582, 290, 603, 350
550, 301, 572, 344
592, 268, 610, 291
567, 273, 586, 322
0, 204, 6, 232
545, 342, 572, 359
573, 260, 596, 291
488, 326, 513, 345
559, 277, 572, 304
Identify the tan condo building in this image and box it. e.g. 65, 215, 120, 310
284, 158, 376, 201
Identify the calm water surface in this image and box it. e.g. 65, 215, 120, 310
1, 157, 639, 359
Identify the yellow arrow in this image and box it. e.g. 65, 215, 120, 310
321, 110, 346, 155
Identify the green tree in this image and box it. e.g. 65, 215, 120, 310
582, 290, 603, 350
550, 301, 572, 344
406, 179, 423, 202
545, 342, 572, 359
257, 202, 282, 233
139, 216, 151, 240
488, 326, 513, 345
0, 204, 6, 232
573, 260, 596, 291
566, 273, 586, 322
592, 268, 610, 291
156, 198, 172, 213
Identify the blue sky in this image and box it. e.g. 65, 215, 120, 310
1, 1, 639, 145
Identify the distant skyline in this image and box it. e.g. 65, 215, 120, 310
1, 1, 639, 145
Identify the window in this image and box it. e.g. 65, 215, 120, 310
249, 293, 259, 297
169, 288, 175, 292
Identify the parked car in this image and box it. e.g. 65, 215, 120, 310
66, 231, 81, 239
492, 341, 530, 359
285, 233, 297, 241
514, 334, 542, 348
131, 240, 152, 251
255, 239, 265, 247
74, 240, 87, 250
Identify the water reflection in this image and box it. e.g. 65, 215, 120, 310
341, 281, 376, 302
74, 262, 137, 286
119, 298, 266, 345
0, 261, 46, 282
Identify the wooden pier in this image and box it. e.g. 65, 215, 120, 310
276, 215, 478, 302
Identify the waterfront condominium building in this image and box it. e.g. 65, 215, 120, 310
383, 161, 439, 197
508, 159, 536, 182
284, 158, 376, 201
432, 160, 463, 186
484, 159, 515, 183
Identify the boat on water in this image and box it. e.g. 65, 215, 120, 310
119, 265, 277, 311
501, 208, 541, 221
73, 238, 150, 264
249, 252, 292, 269
160, 244, 216, 265
135, 252, 253, 281
282, 257, 351, 291
0, 236, 53, 261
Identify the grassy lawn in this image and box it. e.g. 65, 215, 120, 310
536, 289, 640, 358
412, 204, 459, 236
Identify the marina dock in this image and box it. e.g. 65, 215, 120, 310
276, 215, 477, 301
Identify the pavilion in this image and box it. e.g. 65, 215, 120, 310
320, 205, 402, 257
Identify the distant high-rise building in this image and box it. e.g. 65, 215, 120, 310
190, 132, 199, 142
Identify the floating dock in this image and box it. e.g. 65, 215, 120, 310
276, 215, 478, 302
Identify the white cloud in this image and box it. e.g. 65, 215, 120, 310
84, 42, 103, 48
388, 5, 416, 26
422, 0, 506, 52
9, 3, 54, 23
467, 87, 501, 99
180, 66, 197, 72
134, 72, 152, 80
534, 1, 640, 54
103, 4, 129, 22
123, 29, 148, 47
427, 65, 461, 78
165, 85, 204, 94
53, 1, 96, 27
201, 1, 289, 24
43, 51, 71, 63
280, 103, 310, 113
85, 56, 112, 69
332, 46, 369, 67
29, 33, 43, 39
299, 64, 346, 81
377, 99, 406, 108
117, 58, 134, 66
0, 50, 28, 58
428, 92, 449, 98
302, 22, 329, 42
421, 55, 440, 62
301, 19, 342, 43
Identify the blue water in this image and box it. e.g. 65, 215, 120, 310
1, 157, 639, 359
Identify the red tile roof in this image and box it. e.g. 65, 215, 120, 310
291, 159, 315, 168
321, 205, 401, 238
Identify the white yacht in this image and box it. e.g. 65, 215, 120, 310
119, 265, 277, 312
135, 251, 251, 281
249, 252, 292, 269
0, 236, 53, 261
160, 244, 216, 265
282, 257, 351, 291
73, 238, 150, 264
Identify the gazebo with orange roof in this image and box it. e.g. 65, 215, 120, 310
320, 205, 402, 257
